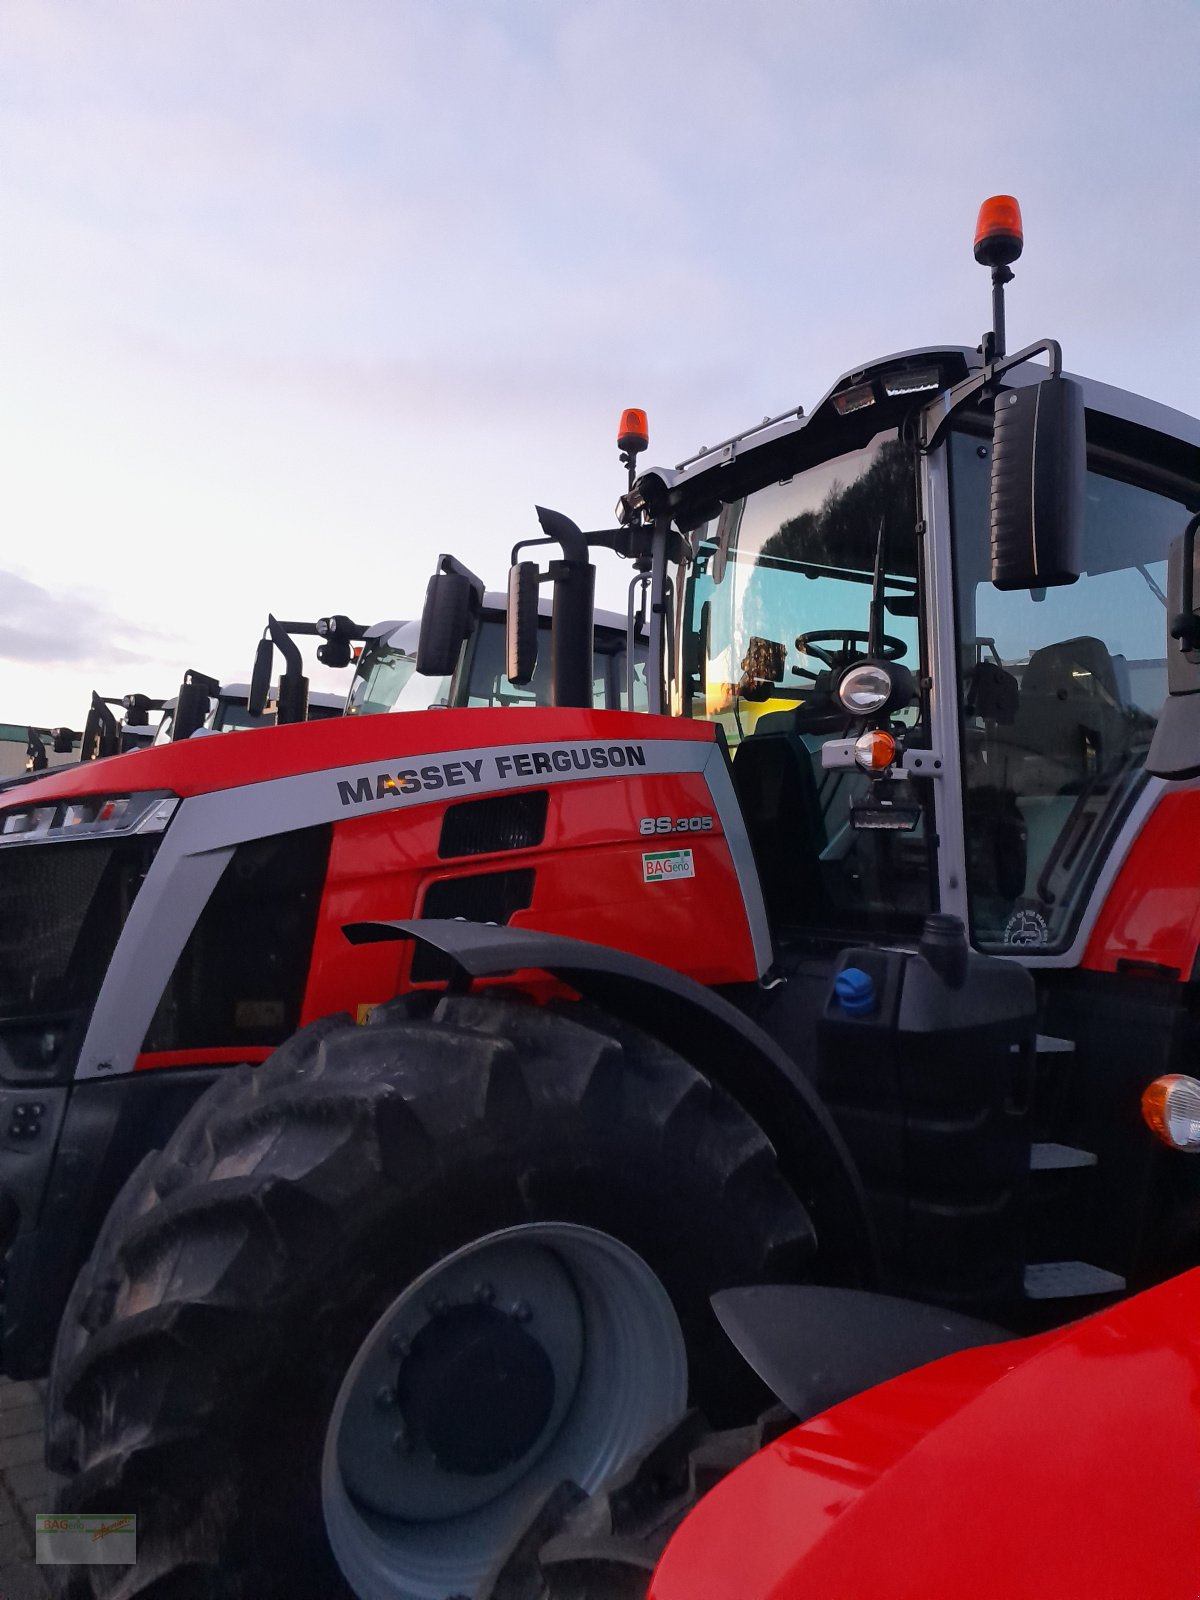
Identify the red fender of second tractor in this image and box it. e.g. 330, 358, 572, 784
650, 1268, 1200, 1600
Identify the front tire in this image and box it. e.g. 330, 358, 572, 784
48, 995, 815, 1599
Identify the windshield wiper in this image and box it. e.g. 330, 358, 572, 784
1136, 563, 1167, 608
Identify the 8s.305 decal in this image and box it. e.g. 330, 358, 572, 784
638, 815, 714, 836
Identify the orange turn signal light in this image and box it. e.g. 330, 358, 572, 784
854, 729, 897, 773
974, 195, 1024, 269
618, 408, 649, 454
1142, 1074, 1200, 1151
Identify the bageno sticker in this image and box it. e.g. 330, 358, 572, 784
643, 848, 695, 883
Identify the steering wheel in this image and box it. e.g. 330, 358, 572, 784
791, 628, 907, 681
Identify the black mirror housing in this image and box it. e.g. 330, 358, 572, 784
174, 670, 221, 742
416, 557, 484, 679
990, 375, 1085, 590
506, 563, 540, 687
248, 637, 274, 718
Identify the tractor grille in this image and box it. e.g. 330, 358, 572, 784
438, 791, 549, 859
412, 869, 536, 983
0, 836, 158, 1082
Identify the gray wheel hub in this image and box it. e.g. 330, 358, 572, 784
322, 1222, 688, 1600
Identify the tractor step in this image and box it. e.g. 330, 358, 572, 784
1034, 1033, 1076, 1055
1029, 1142, 1097, 1171
1023, 1261, 1125, 1300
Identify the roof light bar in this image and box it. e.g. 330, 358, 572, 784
832, 382, 876, 417
881, 365, 942, 398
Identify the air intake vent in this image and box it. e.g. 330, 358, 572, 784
438, 791, 549, 859
412, 869, 536, 983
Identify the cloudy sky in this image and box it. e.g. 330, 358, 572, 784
1, 0, 1197, 725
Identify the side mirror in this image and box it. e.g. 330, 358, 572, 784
173, 670, 221, 742
506, 562, 540, 687
990, 375, 1085, 590
1147, 515, 1200, 779
80, 693, 120, 762
416, 556, 484, 678
248, 637, 274, 718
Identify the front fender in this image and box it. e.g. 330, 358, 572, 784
344, 917, 878, 1285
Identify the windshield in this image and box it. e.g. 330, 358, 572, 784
677, 430, 933, 935
951, 429, 1194, 951
678, 432, 920, 739
346, 622, 453, 715
214, 699, 273, 732
462, 620, 647, 711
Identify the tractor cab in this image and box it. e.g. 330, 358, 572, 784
659, 349, 1194, 959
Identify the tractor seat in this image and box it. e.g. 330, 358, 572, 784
997, 635, 1133, 794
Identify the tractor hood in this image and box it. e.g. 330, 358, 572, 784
0, 707, 710, 807
651, 1269, 1200, 1600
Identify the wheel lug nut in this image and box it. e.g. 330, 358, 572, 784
374, 1385, 396, 1410
391, 1427, 412, 1455
473, 1281, 495, 1305
388, 1332, 409, 1360
510, 1299, 532, 1323
427, 1294, 449, 1318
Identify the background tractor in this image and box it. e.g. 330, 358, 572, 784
0, 199, 1195, 1597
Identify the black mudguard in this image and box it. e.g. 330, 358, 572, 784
713, 1283, 1010, 1421
344, 917, 879, 1285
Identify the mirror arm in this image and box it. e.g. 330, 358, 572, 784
921, 337, 1064, 453
268, 615, 309, 726
1170, 513, 1200, 654
267, 615, 305, 680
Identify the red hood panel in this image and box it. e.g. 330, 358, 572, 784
652, 1271, 1200, 1600
1, 709, 710, 804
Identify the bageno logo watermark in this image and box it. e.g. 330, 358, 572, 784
642, 848, 695, 883
36, 1512, 137, 1565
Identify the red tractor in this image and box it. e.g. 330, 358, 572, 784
0, 198, 1197, 1597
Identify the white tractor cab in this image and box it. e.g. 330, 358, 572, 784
346, 589, 648, 715
152, 673, 344, 746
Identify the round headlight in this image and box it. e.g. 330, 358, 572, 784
837, 662, 893, 715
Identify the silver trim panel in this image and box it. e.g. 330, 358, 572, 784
75, 732, 770, 1078
920, 445, 969, 925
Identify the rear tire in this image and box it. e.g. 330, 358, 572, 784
47, 995, 815, 1599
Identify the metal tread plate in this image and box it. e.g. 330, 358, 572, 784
1023, 1261, 1126, 1299
1029, 1142, 1098, 1170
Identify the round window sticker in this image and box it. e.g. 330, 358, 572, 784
1004, 906, 1050, 948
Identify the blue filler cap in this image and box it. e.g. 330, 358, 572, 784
835, 966, 876, 1017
